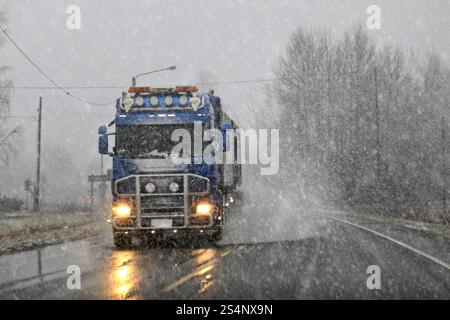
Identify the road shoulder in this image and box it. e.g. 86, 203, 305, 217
0, 212, 107, 255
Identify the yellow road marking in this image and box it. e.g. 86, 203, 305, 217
162, 263, 216, 293
220, 247, 234, 257
162, 246, 236, 293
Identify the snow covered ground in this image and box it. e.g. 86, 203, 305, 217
0, 212, 106, 255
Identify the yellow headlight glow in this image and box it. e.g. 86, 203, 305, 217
112, 203, 132, 218
195, 202, 213, 217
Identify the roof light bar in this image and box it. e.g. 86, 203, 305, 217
175, 86, 198, 92
128, 86, 151, 93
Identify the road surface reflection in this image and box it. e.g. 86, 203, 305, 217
108, 250, 140, 299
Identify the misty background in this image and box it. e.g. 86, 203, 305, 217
0, 0, 449, 212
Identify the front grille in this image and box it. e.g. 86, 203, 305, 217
142, 209, 184, 215
114, 173, 210, 228
141, 195, 184, 217
189, 215, 211, 226
115, 217, 137, 228
140, 176, 184, 194
188, 176, 209, 193
116, 177, 136, 194
141, 195, 183, 209
115, 174, 209, 196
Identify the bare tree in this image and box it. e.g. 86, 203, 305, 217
274, 24, 450, 221
0, 10, 17, 167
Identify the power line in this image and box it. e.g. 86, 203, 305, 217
198, 78, 280, 86
0, 25, 281, 101
0, 25, 114, 106
0, 115, 37, 119
5, 86, 125, 90
0, 78, 281, 90
0, 126, 20, 146
1, 115, 36, 118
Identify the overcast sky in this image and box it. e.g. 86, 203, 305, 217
1, 0, 449, 201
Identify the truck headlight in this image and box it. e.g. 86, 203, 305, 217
195, 202, 213, 217
134, 95, 144, 106
145, 182, 156, 193
112, 202, 132, 218
190, 96, 202, 110
169, 182, 179, 193
165, 95, 174, 106
179, 95, 188, 106
150, 96, 159, 107
122, 97, 134, 112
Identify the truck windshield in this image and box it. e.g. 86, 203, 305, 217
115, 123, 209, 158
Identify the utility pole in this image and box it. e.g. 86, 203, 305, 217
99, 155, 106, 204
24, 179, 32, 211
442, 117, 447, 214
33, 97, 42, 212
89, 179, 94, 211
374, 66, 381, 184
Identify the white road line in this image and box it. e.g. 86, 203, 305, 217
330, 216, 450, 270
85, 241, 108, 249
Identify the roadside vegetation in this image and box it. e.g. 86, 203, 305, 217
0, 212, 106, 254
0, 11, 19, 168
274, 24, 450, 225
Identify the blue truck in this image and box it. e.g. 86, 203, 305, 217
98, 85, 242, 247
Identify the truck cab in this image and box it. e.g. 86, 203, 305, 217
98, 86, 241, 247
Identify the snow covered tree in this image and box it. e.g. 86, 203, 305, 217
0, 10, 16, 167
275, 24, 450, 220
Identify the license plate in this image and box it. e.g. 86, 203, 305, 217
151, 219, 173, 228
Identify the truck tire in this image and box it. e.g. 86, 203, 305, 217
114, 232, 132, 248
211, 227, 223, 242
233, 190, 244, 203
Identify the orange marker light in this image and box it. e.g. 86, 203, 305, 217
176, 86, 198, 93
128, 86, 151, 93
128, 86, 198, 94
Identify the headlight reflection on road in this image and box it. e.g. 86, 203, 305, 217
109, 251, 139, 300
199, 273, 215, 294
194, 249, 217, 266
191, 247, 237, 294
162, 249, 221, 293
117, 266, 130, 282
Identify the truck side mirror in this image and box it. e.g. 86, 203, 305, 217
98, 125, 107, 135
98, 135, 108, 155
220, 122, 232, 152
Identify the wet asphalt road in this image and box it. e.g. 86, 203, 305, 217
0, 209, 449, 300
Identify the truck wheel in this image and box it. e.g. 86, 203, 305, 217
211, 227, 223, 242
114, 232, 132, 248
233, 190, 244, 203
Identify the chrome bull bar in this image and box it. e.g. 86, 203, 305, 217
113, 173, 211, 230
